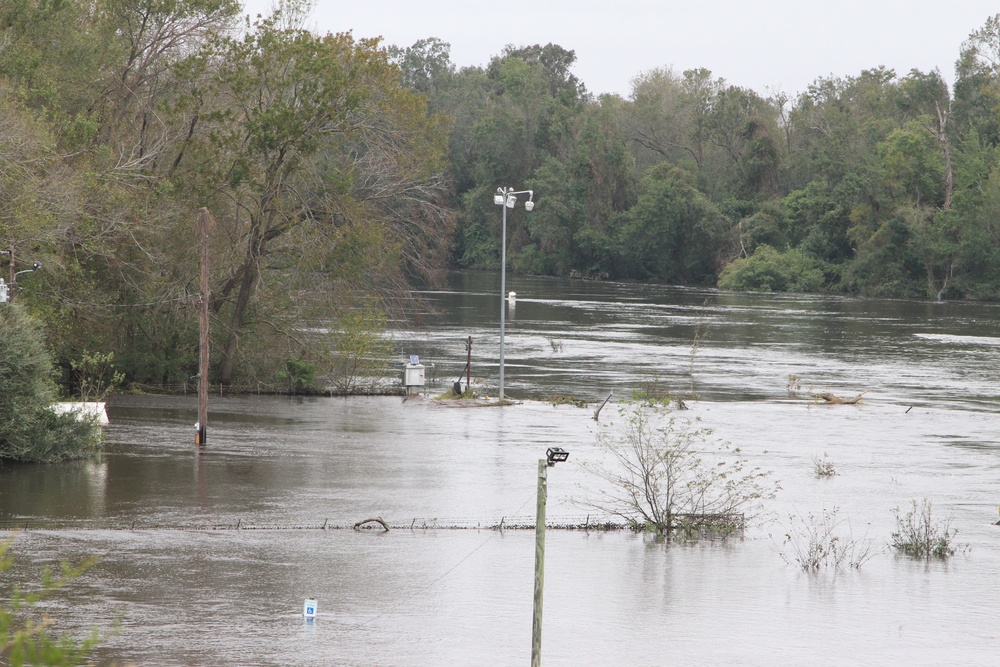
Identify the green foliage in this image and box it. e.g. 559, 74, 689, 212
878, 119, 945, 206
842, 216, 925, 297
629, 376, 677, 407
277, 358, 318, 395
0, 303, 101, 463
735, 202, 792, 254
326, 308, 394, 395
718, 244, 827, 293
69, 352, 125, 402
582, 402, 777, 536
617, 165, 728, 284
954, 15, 1000, 144
0, 538, 101, 666
891, 499, 962, 559
167, 13, 454, 385
388, 37, 455, 97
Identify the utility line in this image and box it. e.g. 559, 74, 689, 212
355, 489, 539, 628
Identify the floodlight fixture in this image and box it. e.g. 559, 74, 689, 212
546, 447, 569, 466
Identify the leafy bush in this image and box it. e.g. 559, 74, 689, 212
891, 499, 962, 559
718, 244, 827, 293
0, 303, 101, 462
69, 351, 125, 401
278, 358, 318, 394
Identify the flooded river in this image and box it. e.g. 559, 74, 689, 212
2, 272, 999, 665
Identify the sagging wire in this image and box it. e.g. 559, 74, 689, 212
354, 488, 539, 629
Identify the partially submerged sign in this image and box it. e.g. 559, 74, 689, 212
51, 402, 109, 425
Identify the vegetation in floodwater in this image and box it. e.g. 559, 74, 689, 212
891, 498, 965, 559
787, 374, 803, 398
9, 4, 1000, 394
0, 537, 105, 665
69, 351, 125, 402
549, 395, 588, 408
812, 453, 838, 478
579, 402, 778, 538
777, 507, 881, 570
629, 375, 677, 407
436, 386, 477, 400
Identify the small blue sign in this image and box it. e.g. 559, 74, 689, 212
303, 598, 318, 617
409, 355, 420, 365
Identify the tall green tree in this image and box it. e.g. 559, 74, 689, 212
954, 14, 1000, 145
169, 13, 453, 385
616, 164, 728, 284
517, 97, 634, 278
0, 303, 100, 462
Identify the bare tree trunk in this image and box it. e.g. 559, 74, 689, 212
935, 101, 953, 210
218, 220, 265, 386
218, 260, 256, 386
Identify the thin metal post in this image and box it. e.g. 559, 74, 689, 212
196, 208, 213, 447
499, 200, 507, 401
531, 459, 547, 667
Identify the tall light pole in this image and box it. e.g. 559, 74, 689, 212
493, 187, 534, 401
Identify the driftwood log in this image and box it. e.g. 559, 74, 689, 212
811, 391, 868, 405
353, 517, 390, 531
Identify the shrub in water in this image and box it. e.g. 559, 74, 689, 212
778, 507, 881, 570
891, 499, 961, 559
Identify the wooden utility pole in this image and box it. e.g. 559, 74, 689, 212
531, 459, 547, 667
196, 208, 214, 447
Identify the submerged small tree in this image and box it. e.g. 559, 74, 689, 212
583, 402, 777, 536
0, 303, 101, 462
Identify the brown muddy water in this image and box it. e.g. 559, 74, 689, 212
2, 272, 1000, 666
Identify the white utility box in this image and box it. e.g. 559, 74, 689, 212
404, 355, 426, 394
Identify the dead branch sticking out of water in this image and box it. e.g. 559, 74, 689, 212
353, 517, 389, 531
811, 391, 868, 404
593, 391, 613, 420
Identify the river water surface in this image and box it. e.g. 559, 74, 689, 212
2, 272, 999, 666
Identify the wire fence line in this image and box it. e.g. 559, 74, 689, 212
0, 514, 630, 533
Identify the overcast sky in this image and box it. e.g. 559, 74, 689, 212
242, 1, 999, 98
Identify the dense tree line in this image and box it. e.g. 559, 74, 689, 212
4, 1, 1000, 391
0, 0, 454, 390
392, 16, 1000, 303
